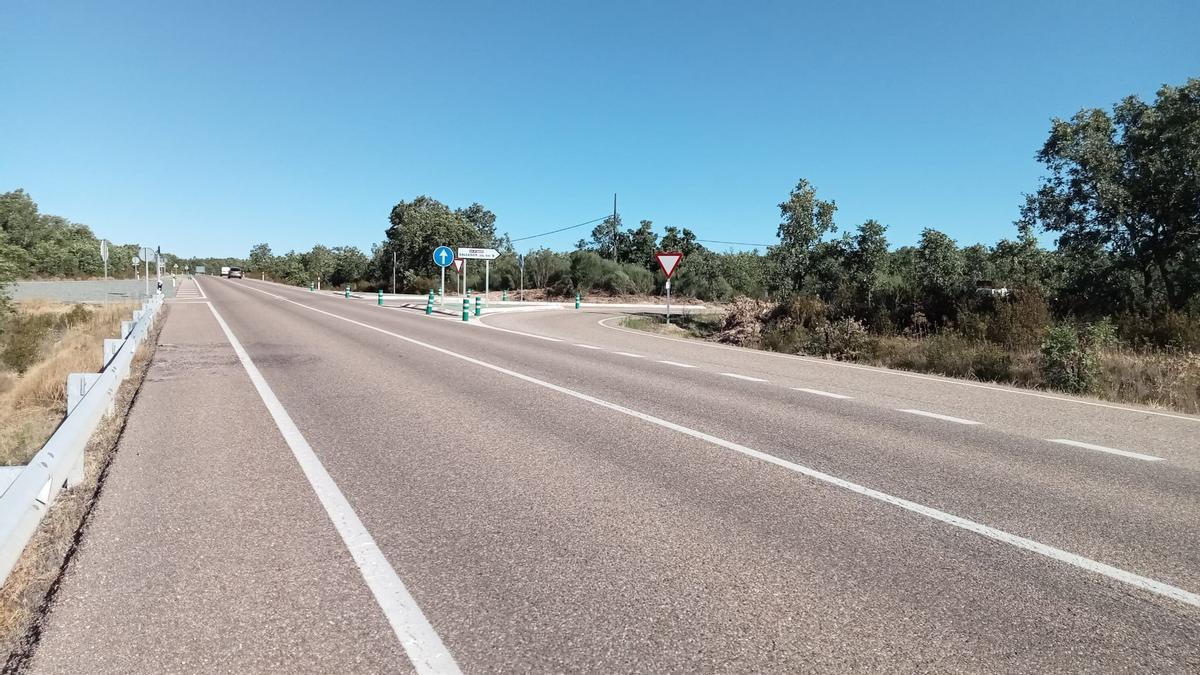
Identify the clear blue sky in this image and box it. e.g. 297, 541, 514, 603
3, 0, 1197, 257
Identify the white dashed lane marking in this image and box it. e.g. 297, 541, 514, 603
720, 373, 768, 383
793, 387, 853, 399
1047, 439, 1163, 462
898, 409, 981, 425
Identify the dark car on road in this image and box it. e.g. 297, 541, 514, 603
228, 267, 243, 279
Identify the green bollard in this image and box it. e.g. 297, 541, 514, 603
462, 298, 470, 321
309, 282, 314, 292
575, 292, 581, 309
344, 286, 350, 299
474, 295, 481, 317
502, 289, 508, 302
426, 290, 433, 315
377, 289, 383, 306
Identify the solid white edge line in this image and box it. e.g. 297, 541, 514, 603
658, 360, 696, 368
1047, 439, 1164, 462
573, 344, 604, 350
596, 316, 1200, 424
229, 282, 1200, 611
613, 352, 645, 358
793, 387, 853, 400
203, 302, 461, 675
898, 409, 981, 425
720, 372, 767, 382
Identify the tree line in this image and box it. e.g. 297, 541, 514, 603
4, 77, 1195, 355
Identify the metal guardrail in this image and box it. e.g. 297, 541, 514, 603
0, 294, 164, 585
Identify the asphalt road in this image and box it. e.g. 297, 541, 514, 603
29, 277, 1200, 672
10, 278, 182, 302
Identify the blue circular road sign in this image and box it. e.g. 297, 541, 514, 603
433, 246, 455, 268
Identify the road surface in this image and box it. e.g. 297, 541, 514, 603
28, 277, 1200, 672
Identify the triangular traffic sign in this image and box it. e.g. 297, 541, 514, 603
655, 252, 683, 279
452, 258, 464, 273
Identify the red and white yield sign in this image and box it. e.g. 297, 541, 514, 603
451, 258, 464, 274
655, 251, 683, 279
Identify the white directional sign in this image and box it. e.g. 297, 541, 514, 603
457, 247, 499, 260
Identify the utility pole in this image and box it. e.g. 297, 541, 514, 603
612, 193, 618, 260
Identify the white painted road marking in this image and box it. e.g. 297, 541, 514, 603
658, 360, 696, 368
229, 282, 1200, 610
613, 351, 645, 358
574, 344, 604, 350
473, 320, 563, 342
597, 316, 1200, 423
202, 297, 460, 675
793, 387, 853, 400
720, 373, 767, 382
898, 409, 981, 425
1047, 439, 1163, 462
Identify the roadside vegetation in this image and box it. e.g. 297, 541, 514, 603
0, 301, 135, 466
235, 78, 1199, 412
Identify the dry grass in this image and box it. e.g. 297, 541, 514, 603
622, 313, 1200, 415
0, 308, 163, 665
1098, 349, 1200, 414
0, 301, 137, 466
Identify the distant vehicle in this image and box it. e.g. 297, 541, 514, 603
220, 266, 231, 277
228, 267, 243, 279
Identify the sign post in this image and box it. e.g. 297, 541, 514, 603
518, 253, 525, 302
654, 252, 684, 325
100, 240, 109, 280
141, 247, 152, 297
451, 258, 464, 298
457, 248, 499, 311
433, 246, 454, 307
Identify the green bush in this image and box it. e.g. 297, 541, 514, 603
569, 251, 603, 294
1, 313, 54, 374
1040, 324, 1102, 394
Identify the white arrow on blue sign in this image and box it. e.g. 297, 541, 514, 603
433, 246, 455, 268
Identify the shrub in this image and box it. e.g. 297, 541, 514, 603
621, 264, 655, 295
808, 318, 868, 361
1040, 324, 1102, 394
569, 251, 603, 294
1, 313, 54, 374
988, 291, 1051, 350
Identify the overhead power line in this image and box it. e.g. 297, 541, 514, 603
509, 216, 609, 243
697, 239, 773, 248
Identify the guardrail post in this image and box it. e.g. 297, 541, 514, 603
462, 298, 470, 322
103, 339, 123, 371
66, 450, 85, 487
66, 373, 102, 416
